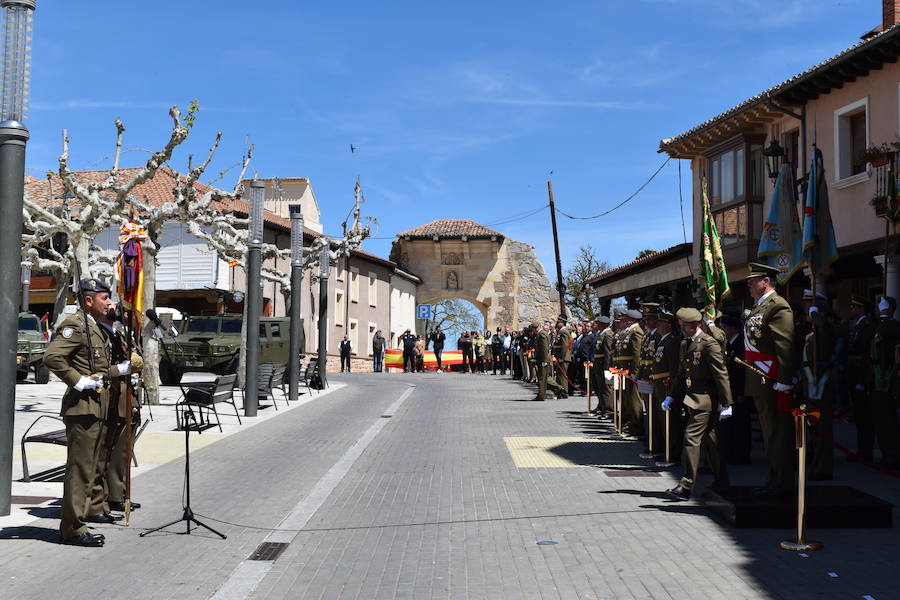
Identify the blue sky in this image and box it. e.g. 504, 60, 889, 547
25, 1, 875, 275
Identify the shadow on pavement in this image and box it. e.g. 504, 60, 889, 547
0, 525, 61, 544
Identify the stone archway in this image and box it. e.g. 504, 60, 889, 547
391, 219, 560, 329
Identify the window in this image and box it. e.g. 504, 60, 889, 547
349, 319, 358, 354
709, 146, 745, 206
834, 97, 869, 181
270, 323, 281, 339
335, 289, 344, 325
368, 272, 377, 307
350, 268, 359, 303
368, 323, 377, 356
714, 205, 747, 246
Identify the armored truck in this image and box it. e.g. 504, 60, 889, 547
160, 314, 303, 385
17, 312, 50, 383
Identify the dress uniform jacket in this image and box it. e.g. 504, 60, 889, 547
593, 328, 615, 410
552, 327, 573, 362
45, 312, 113, 418
638, 329, 659, 380
802, 309, 839, 478
535, 329, 565, 399
743, 291, 795, 491
650, 331, 680, 456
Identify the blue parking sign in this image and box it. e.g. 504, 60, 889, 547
416, 304, 432, 320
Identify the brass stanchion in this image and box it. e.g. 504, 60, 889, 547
615, 373, 623, 434
585, 362, 592, 413
640, 389, 654, 459
781, 406, 823, 552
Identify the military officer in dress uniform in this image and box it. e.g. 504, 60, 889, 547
44, 278, 135, 546
743, 262, 796, 498
613, 309, 644, 435
663, 307, 732, 500
551, 316, 573, 397
534, 322, 566, 400
638, 303, 661, 453
846, 296, 876, 462
592, 316, 614, 415
651, 310, 681, 465
98, 306, 143, 513
870, 296, 900, 469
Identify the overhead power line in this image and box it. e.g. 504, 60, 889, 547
555, 157, 671, 220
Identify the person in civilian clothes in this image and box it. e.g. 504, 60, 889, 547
400, 329, 416, 373
372, 330, 386, 372
430, 326, 446, 372
339, 335, 352, 372
458, 330, 474, 373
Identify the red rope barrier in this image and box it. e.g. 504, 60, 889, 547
809, 424, 900, 479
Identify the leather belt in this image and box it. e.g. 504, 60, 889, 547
615, 355, 634, 361
650, 372, 670, 380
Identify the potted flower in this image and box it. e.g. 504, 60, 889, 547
859, 143, 894, 168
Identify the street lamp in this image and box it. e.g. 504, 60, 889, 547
762, 138, 787, 183
0, 0, 34, 518
243, 179, 264, 417
288, 203, 303, 402
317, 244, 329, 388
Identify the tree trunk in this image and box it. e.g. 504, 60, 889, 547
52, 268, 69, 327
141, 240, 161, 405
72, 236, 91, 278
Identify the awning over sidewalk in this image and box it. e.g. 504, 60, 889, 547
586, 243, 693, 301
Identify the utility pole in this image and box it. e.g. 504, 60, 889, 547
317, 245, 330, 387
288, 204, 304, 403
547, 180, 566, 317
244, 180, 264, 417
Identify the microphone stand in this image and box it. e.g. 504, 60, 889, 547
140, 312, 226, 539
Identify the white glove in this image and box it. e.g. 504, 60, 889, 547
74, 376, 102, 391
855, 384, 865, 391
604, 370, 613, 383
879, 297, 891, 311
773, 382, 793, 392
719, 406, 733, 419
116, 360, 132, 376
662, 396, 674, 411
808, 306, 819, 316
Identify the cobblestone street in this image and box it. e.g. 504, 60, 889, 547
2, 373, 899, 599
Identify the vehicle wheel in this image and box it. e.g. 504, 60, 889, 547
223, 353, 239, 375
16, 370, 27, 383
34, 364, 50, 384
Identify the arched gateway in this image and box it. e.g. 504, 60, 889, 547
390, 219, 560, 329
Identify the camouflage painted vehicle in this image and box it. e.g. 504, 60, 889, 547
160, 314, 303, 385
18, 312, 50, 383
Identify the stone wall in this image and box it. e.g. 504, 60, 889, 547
393, 235, 559, 330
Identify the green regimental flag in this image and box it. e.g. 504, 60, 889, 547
700, 179, 730, 319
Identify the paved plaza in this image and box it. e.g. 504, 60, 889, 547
2, 372, 899, 599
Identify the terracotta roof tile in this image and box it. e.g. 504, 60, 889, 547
585, 243, 692, 285
24, 166, 319, 236
396, 219, 502, 239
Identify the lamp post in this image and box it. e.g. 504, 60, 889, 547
244, 180, 264, 417
288, 203, 303, 402
317, 244, 329, 388
0, 0, 34, 517
763, 138, 787, 184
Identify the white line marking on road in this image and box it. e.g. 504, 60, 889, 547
210, 384, 416, 600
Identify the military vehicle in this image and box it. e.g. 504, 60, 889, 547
160, 314, 304, 385
17, 312, 50, 383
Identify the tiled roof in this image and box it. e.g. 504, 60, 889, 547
24, 166, 320, 237
585, 243, 692, 286
659, 23, 900, 152
396, 219, 503, 239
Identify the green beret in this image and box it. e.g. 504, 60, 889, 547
675, 307, 702, 323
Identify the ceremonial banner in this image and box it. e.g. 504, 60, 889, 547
802, 147, 839, 272
758, 163, 803, 284
384, 349, 463, 371
700, 180, 730, 318
116, 220, 147, 319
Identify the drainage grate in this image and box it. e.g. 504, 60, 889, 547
381, 415, 392, 418
602, 470, 661, 477
248, 542, 289, 561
